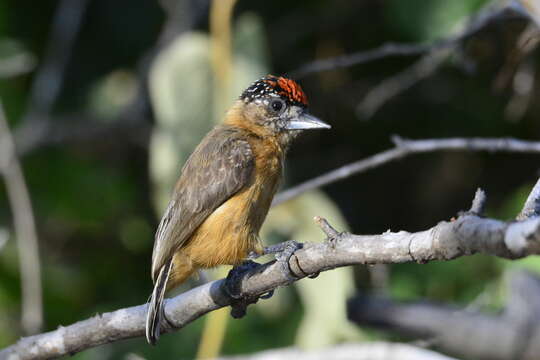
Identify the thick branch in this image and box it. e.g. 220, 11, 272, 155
2, 184, 540, 359
348, 271, 540, 360
273, 136, 540, 206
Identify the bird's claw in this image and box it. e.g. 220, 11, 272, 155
223, 241, 303, 318
267, 240, 303, 279
275, 240, 302, 263
223, 260, 265, 318
224, 260, 259, 300
264, 240, 303, 260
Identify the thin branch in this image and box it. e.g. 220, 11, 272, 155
355, 1, 532, 118
469, 188, 487, 215
288, 2, 513, 78
291, 3, 524, 119
273, 136, 540, 206
0, 102, 43, 335
13, 0, 201, 157
25, 0, 89, 120
14, 0, 90, 154
517, 177, 540, 220
356, 47, 451, 118
2, 184, 540, 359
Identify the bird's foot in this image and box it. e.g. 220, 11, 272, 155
270, 240, 309, 279
223, 260, 267, 318
224, 260, 259, 299
264, 240, 303, 260
270, 240, 318, 278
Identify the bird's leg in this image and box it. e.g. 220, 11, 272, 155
225, 241, 305, 318
269, 240, 318, 278
223, 260, 264, 318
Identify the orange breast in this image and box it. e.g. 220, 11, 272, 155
184, 136, 283, 268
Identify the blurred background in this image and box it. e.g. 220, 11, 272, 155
1, 0, 540, 359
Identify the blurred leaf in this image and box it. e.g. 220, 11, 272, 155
87, 69, 138, 120
149, 31, 214, 211
0, 38, 36, 78
149, 13, 268, 212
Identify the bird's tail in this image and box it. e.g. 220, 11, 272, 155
146, 258, 173, 345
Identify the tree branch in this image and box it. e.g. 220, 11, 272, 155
14, 0, 90, 152
0, 102, 43, 335
347, 270, 540, 360
273, 136, 540, 206
288, 1, 514, 78
2, 180, 540, 359
356, 47, 451, 118
517, 177, 540, 220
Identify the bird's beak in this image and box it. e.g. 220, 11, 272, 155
285, 112, 331, 130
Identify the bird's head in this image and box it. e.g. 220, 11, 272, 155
236, 75, 330, 141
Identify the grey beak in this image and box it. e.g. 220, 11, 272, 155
285, 112, 331, 130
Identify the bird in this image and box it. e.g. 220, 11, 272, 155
146, 75, 330, 345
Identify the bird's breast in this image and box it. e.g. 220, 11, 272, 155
185, 137, 284, 267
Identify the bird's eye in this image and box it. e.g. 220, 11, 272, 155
270, 99, 285, 113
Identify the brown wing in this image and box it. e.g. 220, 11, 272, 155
151, 126, 254, 281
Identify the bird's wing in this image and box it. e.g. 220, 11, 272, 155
151, 126, 255, 281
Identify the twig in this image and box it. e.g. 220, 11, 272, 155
288, 1, 513, 78
2, 184, 540, 359
314, 216, 340, 239
25, 0, 89, 119
14, 0, 90, 153
273, 136, 540, 206
0, 102, 43, 335
469, 188, 487, 215
493, 24, 540, 92
517, 177, 540, 220
356, 1, 540, 118
356, 47, 451, 118
14, 0, 200, 157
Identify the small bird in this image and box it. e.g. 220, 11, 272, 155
146, 75, 330, 344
